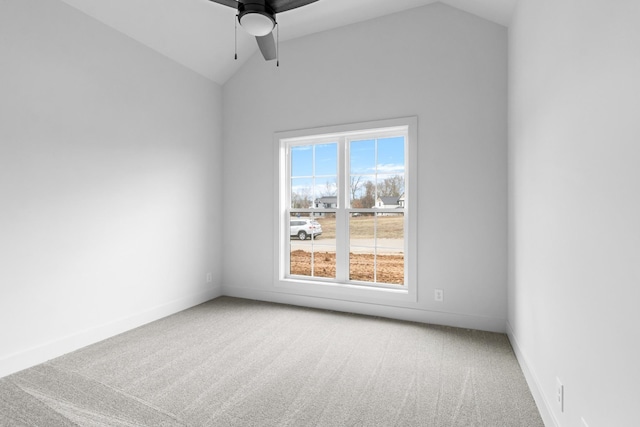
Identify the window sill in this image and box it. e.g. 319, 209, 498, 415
274, 277, 416, 305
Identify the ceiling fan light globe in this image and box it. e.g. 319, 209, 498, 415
240, 12, 275, 37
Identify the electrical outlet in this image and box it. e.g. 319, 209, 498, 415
581, 418, 589, 427
434, 289, 444, 302
206, 272, 213, 283
556, 377, 564, 412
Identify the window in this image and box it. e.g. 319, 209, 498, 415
275, 118, 416, 297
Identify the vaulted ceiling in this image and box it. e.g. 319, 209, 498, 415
59, 0, 516, 85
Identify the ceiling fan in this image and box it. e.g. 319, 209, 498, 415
209, 0, 319, 62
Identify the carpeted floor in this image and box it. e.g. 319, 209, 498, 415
0, 297, 544, 426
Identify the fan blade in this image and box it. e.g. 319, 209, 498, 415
208, 0, 240, 9
256, 34, 277, 61
269, 0, 318, 14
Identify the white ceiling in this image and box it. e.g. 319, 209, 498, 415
60, 0, 516, 85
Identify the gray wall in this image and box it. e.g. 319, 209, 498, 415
0, 0, 223, 376
222, 3, 508, 331
508, 0, 640, 425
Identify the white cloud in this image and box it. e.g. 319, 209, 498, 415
377, 163, 405, 174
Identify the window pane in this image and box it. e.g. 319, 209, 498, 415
376, 212, 404, 240
375, 174, 405, 204
311, 246, 336, 278
376, 212, 404, 285
350, 174, 375, 208
289, 213, 335, 279
313, 177, 337, 207
350, 139, 375, 175
376, 253, 404, 285
291, 145, 313, 177
350, 212, 375, 240
377, 137, 405, 174
314, 143, 337, 176
350, 137, 406, 208
349, 248, 375, 282
348, 212, 404, 285
291, 178, 313, 209
349, 212, 375, 282
349, 138, 375, 207
315, 213, 336, 239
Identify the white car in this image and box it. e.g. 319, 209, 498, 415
290, 218, 322, 240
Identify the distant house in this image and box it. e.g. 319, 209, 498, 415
375, 195, 404, 209
311, 196, 337, 217
314, 196, 337, 209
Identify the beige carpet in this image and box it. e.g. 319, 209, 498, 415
0, 297, 543, 426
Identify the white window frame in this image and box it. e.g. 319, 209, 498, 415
274, 117, 417, 304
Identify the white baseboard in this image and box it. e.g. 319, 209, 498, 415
222, 286, 506, 333
506, 321, 558, 427
0, 285, 222, 379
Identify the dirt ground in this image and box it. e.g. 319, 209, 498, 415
290, 250, 404, 285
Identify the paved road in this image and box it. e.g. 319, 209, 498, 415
290, 238, 404, 254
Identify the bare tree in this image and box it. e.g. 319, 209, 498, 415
351, 176, 403, 208
378, 175, 405, 197
350, 175, 364, 202
359, 180, 376, 208
321, 180, 337, 197
291, 186, 312, 208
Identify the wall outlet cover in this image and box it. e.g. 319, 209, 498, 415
556, 377, 564, 412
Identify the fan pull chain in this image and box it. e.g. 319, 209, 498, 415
276, 22, 279, 67
234, 14, 238, 60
